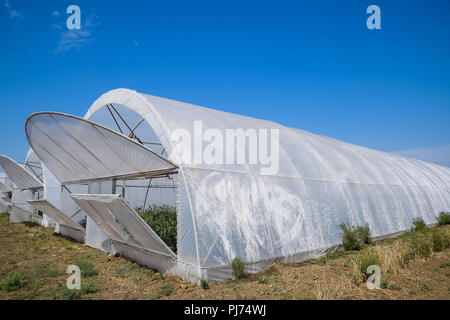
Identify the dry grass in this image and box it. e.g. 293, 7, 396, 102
312, 273, 357, 300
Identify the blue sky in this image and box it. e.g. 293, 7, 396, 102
1, 0, 449, 166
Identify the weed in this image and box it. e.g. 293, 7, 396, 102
273, 271, 282, 278
339, 222, 372, 251
439, 262, 450, 268
437, 212, 450, 225
151, 272, 164, 281
81, 281, 97, 294
1, 273, 24, 292
389, 284, 401, 290
339, 223, 361, 251
59, 287, 79, 300
199, 279, 209, 289
116, 264, 137, 278
356, 224, 371, 244
158, 283, 174, 296
315, 257, 327, 265
29, 280, 43, 290
258, 276, 270, 284
0, 212, 9, 218
327, 252, 339, 260
76, 257, 98, 277
231, 257, 246, 278
423, 283, 432, 291
431, 229, 450, 252
410, 233, 432, 259
412, 218, 427, 232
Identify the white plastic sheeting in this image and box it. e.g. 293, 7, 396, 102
28, 200, 84, 231
0, 197, 11, 212
0, 155, 42, 189
25, 112, 177, 184
83, 88, 450, 282
0, 182, 12, 193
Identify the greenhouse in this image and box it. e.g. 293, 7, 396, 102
24, 88, 450, 283
0, 154, 45, 225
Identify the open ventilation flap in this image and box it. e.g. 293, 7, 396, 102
71, 194, 176, 258
0, 181, 12, 193
0, 155, 43, 189
28, 200, 85, 231
25, 112, 177, 184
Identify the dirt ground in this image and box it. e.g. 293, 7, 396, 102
0, 212, 449, 300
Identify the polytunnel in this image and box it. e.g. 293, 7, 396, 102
0, 174, 12, 213
0, 181, 12, 213
0, 153, 44, 225
25, 88, 450, 283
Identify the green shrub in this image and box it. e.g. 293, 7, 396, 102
158, 283, 174, 296
339, 223, 362, 251
258, 276, 270, 284
76, 258, 98, 277
356, 224, 371, 244
137, 205, 177, 253
200, 279, 209, 289
412, 218, 427, 232
231, 257, 246, 278
437, 212, 450, 225
1, 273, 24, 292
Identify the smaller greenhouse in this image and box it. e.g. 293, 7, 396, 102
0, 154, 44, 225
0, 180, 12, 213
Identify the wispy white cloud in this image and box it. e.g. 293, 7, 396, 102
3, 0, 23, 19
395, 144, 450, 168
55, 16, 97, 53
